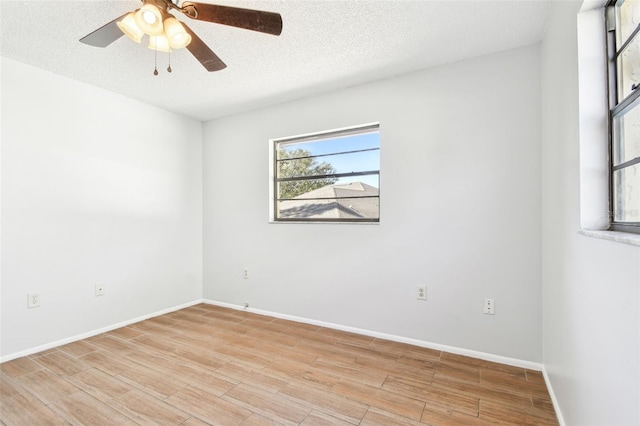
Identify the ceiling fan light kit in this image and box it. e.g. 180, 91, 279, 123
117, 12, 144, 43
149, 34, 172, 52
164, 17, 192, 49
135, 3, 164, 35
123, 2, 189, 51
80, 0, 283, 73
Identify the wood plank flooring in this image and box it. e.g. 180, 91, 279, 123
0, 304, 558, 425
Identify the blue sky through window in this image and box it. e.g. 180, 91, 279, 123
280, 131, 380, 188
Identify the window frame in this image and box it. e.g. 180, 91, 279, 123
606, 0, 640, 234
270, 123, 380, 224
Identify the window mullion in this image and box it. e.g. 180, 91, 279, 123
614, 23, 640, 59
612, 156, 640, 170
277, 170, 380, 183
277, 147, 380, 162
611, 84, 640, 116
277, 195, 380, 202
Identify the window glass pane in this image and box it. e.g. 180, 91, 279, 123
616, 34, 640, 100
278, 132, 379, 159
278, 149, 380, 178
613, 164, 640, 222
278, 195, 379, 220
613, 103, 640, 165
277, 176, 379, 200
618, 0, 640, 44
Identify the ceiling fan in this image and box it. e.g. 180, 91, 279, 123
80, 0, 283, 72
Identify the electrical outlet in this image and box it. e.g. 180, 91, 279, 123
95, 283, 105, 296
27, 292, 41, 308
484, 298, 495, 315
243, 268, 249, 279
417, 285, 426, 300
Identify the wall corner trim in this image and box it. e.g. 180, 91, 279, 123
0, 299, 204, 363
541, 365, 567, 426
203, 299, 543, 371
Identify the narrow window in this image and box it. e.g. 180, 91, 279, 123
608, 0, 640, 233
272, 123, 380, 223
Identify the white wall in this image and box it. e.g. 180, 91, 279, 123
203, 45, 542, 362
0, 58, 203, 359
541, 2, 640, 425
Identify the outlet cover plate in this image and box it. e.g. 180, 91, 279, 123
417, 285, 426, 300
27, 292, 41, 308
484, 298, 495, 315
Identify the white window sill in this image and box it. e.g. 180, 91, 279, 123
578, 229, 640, 247
269, 220, 380, 225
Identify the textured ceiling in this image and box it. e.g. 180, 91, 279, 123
1, 0, 551, 121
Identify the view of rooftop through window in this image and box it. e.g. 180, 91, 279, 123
273, 124, 380, 222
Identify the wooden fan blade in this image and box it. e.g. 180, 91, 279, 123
181, 2, 282, 36
182, 23, 227, 72
79, 13, 128, 47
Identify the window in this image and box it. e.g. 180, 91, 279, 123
271, 123, 380, 223
607, 0, 640, 233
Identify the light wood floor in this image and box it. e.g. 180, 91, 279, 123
0, 304, 558, 425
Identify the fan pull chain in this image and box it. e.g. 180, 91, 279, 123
153, 39, 158, 76
150, 39, 173, 75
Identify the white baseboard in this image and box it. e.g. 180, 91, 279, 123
541, 365, 566, 426
202, 299, 544, 372
0, 299, 203, 363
